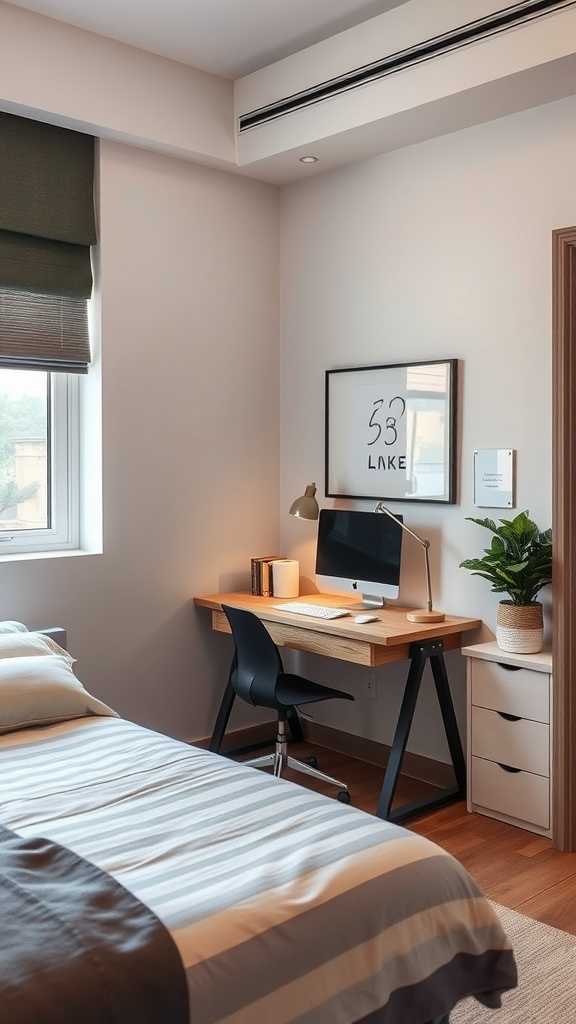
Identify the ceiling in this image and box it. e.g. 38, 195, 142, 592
6, 0, 409, 78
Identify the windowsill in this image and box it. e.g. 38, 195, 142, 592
0, 547, 103, 564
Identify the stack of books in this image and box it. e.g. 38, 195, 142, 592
250, 556, 279, 597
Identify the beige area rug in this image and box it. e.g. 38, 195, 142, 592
452, 903, 576, 1023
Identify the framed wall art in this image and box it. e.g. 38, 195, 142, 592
325, 359, 458, 504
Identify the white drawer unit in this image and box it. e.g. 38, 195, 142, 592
463, 643, 553, 837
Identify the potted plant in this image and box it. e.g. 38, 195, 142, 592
460, 511, 552, 653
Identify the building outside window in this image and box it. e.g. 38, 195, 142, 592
0, 368, 78, 552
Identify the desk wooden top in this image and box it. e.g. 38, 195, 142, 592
194, 592, 481, 649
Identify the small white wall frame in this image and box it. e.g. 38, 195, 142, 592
473, 448, 515, 508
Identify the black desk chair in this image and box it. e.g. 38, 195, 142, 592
223, 604, 354, 803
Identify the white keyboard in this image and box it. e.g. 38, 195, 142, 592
274, 602, 350, 620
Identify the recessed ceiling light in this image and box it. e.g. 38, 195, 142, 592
299, 155, 319, 164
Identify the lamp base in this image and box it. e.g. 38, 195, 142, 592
407, 609, 446, 623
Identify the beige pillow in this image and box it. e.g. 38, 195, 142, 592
0, 632, 73, 664
0, 655, 117, 734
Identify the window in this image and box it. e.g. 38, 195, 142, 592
0, 113, 96, 556
0, 368, 78, 553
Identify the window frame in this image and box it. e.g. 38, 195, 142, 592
0, 371, 79, 555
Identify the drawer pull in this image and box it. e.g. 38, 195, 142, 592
497, 663, 522, 672
497, 712, 522, 722
497, 762, 522, 773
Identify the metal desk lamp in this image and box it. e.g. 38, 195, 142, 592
289, 483, 319, 521
374, 502, 445, 623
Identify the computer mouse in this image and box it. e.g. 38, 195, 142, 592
354, 614, 379, 624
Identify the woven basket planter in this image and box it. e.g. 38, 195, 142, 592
496, 601, 544, 654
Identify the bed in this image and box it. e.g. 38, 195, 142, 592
0, 704, 516, 1023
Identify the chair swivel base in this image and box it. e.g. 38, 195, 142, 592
244, 717, 351, 804
245, 751, 352, 803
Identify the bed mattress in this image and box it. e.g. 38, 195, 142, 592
0, 716, 515, 1023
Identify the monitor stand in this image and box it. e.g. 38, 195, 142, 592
351, 593, 386, 610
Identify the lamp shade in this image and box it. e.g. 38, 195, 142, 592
289, 483, 319, 521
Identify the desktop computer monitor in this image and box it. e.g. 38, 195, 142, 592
315, 509, 403, 608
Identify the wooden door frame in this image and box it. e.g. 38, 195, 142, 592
552, 226, 576, 851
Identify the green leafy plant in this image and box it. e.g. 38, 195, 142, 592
460, 511, 552, 606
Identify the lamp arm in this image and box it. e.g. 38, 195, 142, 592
423, 543, 433, 614
374, 502, 430, 548
374, 502, 434, 612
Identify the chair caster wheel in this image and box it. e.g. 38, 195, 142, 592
306, 755, 318, 768
337, 790, 351, 804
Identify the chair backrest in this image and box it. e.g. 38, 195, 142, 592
222, 605, 283, 709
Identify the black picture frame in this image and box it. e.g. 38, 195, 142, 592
325, 358, 458, 504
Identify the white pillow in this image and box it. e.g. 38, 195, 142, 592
0, 632, 73, 664
0, 655, 118, 734
0, 621, 28, 634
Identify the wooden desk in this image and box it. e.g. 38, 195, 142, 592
194, 592, 481, 823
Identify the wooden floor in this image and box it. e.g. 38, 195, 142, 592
240, 740, 576, 936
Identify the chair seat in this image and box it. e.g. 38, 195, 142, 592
276, 673, 354, 707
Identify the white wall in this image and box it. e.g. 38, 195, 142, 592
0, 139, 279, 740
0, 1, 235, 168
279, 96, 571, 762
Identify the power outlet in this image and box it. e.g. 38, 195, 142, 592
367, 672, 377, 700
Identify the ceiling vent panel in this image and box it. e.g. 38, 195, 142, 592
239, 0, 575, 132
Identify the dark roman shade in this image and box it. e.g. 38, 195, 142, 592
0, 291, 90, 374
0, 113, 96, 374
0, 113, 95, 297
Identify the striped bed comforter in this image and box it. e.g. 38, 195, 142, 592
0, 716, 516, 1023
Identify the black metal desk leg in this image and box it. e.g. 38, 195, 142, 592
430, 652, 466, 792
377, 647, 427, 819
208, 656, 236, 753
377, 639, 466, 824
